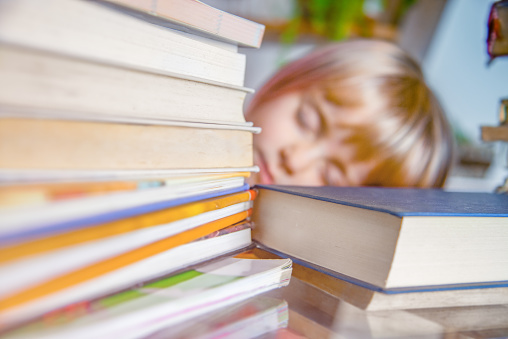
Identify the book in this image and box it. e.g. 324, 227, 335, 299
0, 225, 254, 329
251, 247, 508, 311
0, 117, 256, 171
481, 125, 508, 142
252, 185, 508, 290
0, 0, 254, 86
1, 256, 292, 338
487, 0, 508, 62
0, 192, 257, 296
0, 45, 253, 126
0, 168, 259, 186
0, 171, 252, 208
0, 180, 141, 209
145, 295, 288, 339
0, 208, 253, 321
499, 98, 508, 124
0, 176, 249, 242
95, 0, 266, 48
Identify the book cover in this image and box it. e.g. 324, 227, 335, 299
0, 178, 249, 243
252, 185, 508, 290
0, 172, 252, 209
0, 190, 256, 263
256, 185, 508, 217
0, 192, 257, 299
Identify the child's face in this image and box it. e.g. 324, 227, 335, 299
246, 90, 376, 186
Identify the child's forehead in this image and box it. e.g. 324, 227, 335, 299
303, 87, 379, 126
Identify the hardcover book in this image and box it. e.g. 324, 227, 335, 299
252, 185, 508, 290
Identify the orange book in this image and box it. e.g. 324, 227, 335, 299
0, 181, 140, 208
0, 209, 252, 313
0, 172, 252, 208
0, 190, 256, 263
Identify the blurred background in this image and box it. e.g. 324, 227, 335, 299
202, 0, 508, 193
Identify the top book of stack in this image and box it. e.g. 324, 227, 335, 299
0, 0, 264, 88
96, 0, 265, 48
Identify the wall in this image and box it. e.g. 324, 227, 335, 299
423, 0, 508, 191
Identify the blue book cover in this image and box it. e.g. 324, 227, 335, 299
1, 184, 249, 244
255, 185, 508, 217
253, 185, 508, 292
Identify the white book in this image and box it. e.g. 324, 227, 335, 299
0, 0, 249, 86
0, 176, 246, 239
0, 203, 253, 298
0, 45, 253, 125
2, 257, 292, 338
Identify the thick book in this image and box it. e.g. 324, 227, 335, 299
0, 45, 252, 125
1, 256, 292, 338
0, 226, 254, 329
0, 0, 252, 86
0, 117, 255, 171
252, 185, 508, 290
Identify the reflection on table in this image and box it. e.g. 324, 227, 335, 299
263, 277, 508, 339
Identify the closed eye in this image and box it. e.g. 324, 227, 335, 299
296, 101, 323, 136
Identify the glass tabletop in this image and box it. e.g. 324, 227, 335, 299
262, 277, 508, 339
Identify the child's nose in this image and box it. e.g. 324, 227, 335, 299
280, 141, 324, 175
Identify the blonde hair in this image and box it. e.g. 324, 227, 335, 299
248, 39, 453, 188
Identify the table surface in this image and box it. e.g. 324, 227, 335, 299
261, 277, 508, 339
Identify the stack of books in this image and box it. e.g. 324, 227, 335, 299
0, 0, 292, 337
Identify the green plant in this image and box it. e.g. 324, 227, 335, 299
281, 0, 417, 43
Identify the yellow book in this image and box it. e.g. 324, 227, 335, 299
0, 172, 251, 208
0, 190, 257, 263
0, 209, 252, 315
0, 117, 255, 170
